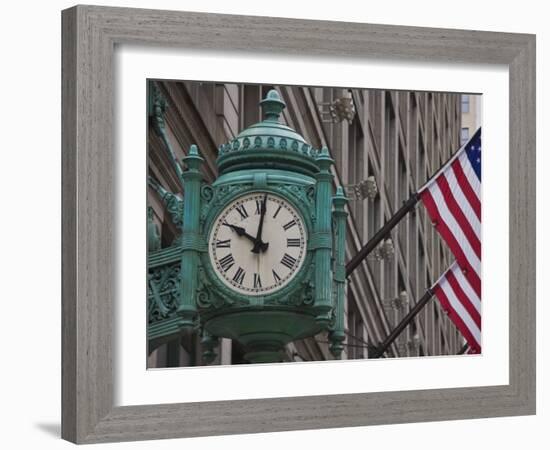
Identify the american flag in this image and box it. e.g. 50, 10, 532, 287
431, 262, 481, 353
419, 127, 481, 352
419, 128, 481, 297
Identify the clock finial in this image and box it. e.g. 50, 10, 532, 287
260, 89, 286, 122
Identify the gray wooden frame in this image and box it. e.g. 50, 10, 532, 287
62, 5, 536, 444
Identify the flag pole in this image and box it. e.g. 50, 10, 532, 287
346, 128, 481, 278
345, 193, 419, 277
457, 343, 469, 355
371, 288, 434, 358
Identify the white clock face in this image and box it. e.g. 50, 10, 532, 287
208, 192, 307, 296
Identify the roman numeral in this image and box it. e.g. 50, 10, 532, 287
272, 205, 282, 218
287, 238, 301, 247
272, 269, 282, 283
253, 273, 262, 288
235, 204, 249, 219
283, 220, 297, 231
255, 200, 262, 215
218, 254, 235, 272
215, 239, 231, 248
280, 253, 297, 270
232, 267, 245, 285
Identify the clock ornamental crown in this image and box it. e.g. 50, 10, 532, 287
216, 90, 321, 177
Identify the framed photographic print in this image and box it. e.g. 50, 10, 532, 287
62, 4, 535, 444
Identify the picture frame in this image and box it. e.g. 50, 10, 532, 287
61, 4, 536, 444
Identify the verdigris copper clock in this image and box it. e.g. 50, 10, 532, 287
148, 87, 348, 363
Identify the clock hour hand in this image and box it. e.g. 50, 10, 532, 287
226, 223, 269, 250
252, 194, 268, 254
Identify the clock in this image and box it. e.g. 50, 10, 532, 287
208, 191, 308, 296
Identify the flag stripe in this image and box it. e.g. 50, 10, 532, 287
435, 175, 481, 256
453, 266, 481, 314
433, 284, 480, 352
424, 186, 481, 273
459, 152, 482, 196
452, 157, 481, 219
421, 189, 481, 296
446, 269, 481, 328
432, 261, 482, 353
438, 280, 481, 345
444, 168, 481, 239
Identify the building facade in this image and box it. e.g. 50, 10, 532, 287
147, 80, 468, 367
461, 94, 482, 144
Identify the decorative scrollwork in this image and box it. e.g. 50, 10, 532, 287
214, 185, 247, 207
196, 290, 212, 309
328, 308, 337, 331
276, 184, 313, 211
272, 183, 317, 227
201, 184, 247, 225
306, 185, 316, 204
302, 280, 315, 305
163, 193, 184, 229
264, 266, 315, 307
150, 82, 168, 135
201, 184, 214, 202
147, 206, 161, 252
148, 177, 184, 229
147, 263, 181, 323
196, 266, 213, 309
197, 266, 236, 309
199, 184, 215, 226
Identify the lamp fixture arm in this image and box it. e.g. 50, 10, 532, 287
147, 176, 184, 229
149, 82, 185, 186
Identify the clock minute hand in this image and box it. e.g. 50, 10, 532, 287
252, 194, 268, 254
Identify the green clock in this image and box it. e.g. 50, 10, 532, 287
148, 87, 348, 363
208, 191, 308, 296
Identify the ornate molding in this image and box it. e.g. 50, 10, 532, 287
274, 183, 316, 224
148, 177, 184, 230
147, 262, 181, 323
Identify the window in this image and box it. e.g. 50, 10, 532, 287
347, 297, 365, 360
461, 95, 470, 113
397, 147, 408, 250
461, 127, 470, 145
384, 93, 396, 212
398, 146, 408, 205
367, 158, 379, 239
418, 133, 428, 184
348, 120, 365, 234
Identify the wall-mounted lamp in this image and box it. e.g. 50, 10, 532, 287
344, 175, 378, 201
318, 90, 356, 123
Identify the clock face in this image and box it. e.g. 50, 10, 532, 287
208, 191, 308, 296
